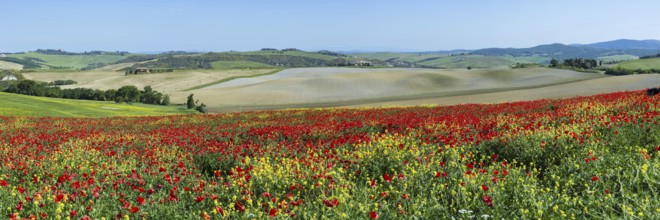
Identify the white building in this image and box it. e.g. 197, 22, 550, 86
1, 75, 18, 81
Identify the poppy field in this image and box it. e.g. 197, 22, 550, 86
1, 90, 659, 219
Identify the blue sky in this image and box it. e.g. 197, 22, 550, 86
2, 0, 660, 52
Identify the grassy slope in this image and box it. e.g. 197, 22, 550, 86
227, 51, 341, 61
598, 55, 639, 63
0, 61, 23, 70
617, 57, 660, 70
8, 52, 130, 69
211, 61, 275, 69
353, 53, 547, 68
0, 92, 195, 117
350, 52, 446, 63
418, 55, 515, 68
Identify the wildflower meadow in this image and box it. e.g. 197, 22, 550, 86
1, 90, 659, 219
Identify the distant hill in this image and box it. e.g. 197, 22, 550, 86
582, 39, 660, 50
471, 43, 659, 61
8, 39, 660, 70
128, 50, 418, 70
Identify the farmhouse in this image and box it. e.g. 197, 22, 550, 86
0, 54, 6, 58
354, 60, 373, 67
1, 75, 18, 81
135, 67, 151, 73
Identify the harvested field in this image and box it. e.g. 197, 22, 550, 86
194, 67, 605, 111
0, 60, 22, 70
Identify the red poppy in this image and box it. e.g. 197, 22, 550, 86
370, 211, 379, 219
215, 206, 224, 215
195, 196, 205, 203
383, 174, 392, 183
262, 192, 271, 198
70, 210, 77, 218
481, 185, 489, 191
591, 176, 599, 182
234, 201, 245, 212
269, 208, 277, 218
130, 206, 139, 214
136, 196, 145, 205
81, 216, 91, 220
483, 195, 493, 207
323, 199, 339, 207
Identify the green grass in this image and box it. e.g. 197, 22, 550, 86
508, 55, 551, 64
211, 60, 275, 69
228, 50, 341, 61
182, 68, 283, 91
417, 55, 516, 68
0, 92, 195, 117
598, 55, 638, 63
8, 52, 130, 69
351, 52, 447, 63
617, 57, 660, 70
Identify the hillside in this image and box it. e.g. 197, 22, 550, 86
416, 55, 516, 68
128, 50, 417, 69
0, 92, 194, 117
617, 57, 660, 70
471, 43, 660, 61
0, 60, 22, 70
188, 67, 606, 112
7, 52, 130, 70
585, 39, 660, 50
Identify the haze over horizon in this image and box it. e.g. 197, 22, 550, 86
2, 0, 660, 53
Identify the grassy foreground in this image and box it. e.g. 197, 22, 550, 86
0, 92, 194, 117
0, 90, 658, 219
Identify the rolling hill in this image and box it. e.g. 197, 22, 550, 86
471, 43, 659, 60
582, 39, 660, 50
8, 52, 130, 70
0, 92, 195, 117
616, 57, 660, 70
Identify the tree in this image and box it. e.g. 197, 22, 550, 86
550, 59, 559, 67
105, 89, 117, 101
141, 86, 156, 104
467, 66, 472, 70
161, 94, 170, 106
116, 85, 141, 104
195, 103, 207, 114
187, 94, 195, 109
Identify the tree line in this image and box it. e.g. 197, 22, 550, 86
640, 53, 660, 59
34, 49, 129, 56
603, 66, 660, 75
550, 58, 600, 69
3, 80, 170, 105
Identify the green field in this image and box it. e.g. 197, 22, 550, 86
417, 55, 516, 68
508, 55, 551, 64
617, 57, 660, 70
351, 52, 447, 63
598, 55, 639, 63
227, 50, 342, 61
0, 92, 195, 117
8, 52, 130, 69
211, 60, 275, 69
